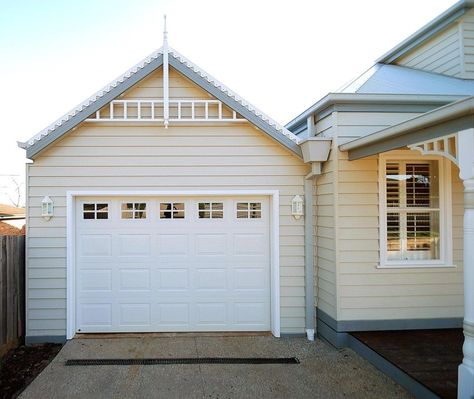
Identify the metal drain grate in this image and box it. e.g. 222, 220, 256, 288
66, 357, 300, 366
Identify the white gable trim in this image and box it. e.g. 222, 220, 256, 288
21, 47, 301, 159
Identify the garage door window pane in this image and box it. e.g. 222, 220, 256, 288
83, 203, 109, 220
121, 203, 147, 219
160, 202, 185, 219
236, 202, 262, 219
198, 202, 223, 219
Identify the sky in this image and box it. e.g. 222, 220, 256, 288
0, 0, 456, 206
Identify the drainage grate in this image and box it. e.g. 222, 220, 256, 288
66, 357, 300, 366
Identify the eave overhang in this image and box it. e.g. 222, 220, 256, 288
339, 96, 474, 160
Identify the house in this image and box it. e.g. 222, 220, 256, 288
18, 0, 474, 397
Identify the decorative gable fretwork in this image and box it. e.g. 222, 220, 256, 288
408, 134, 458, 166
87, 99, 244, 123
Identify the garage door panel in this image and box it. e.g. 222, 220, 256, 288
195, 269, 228, 292
234, 303, 268, 325
79, 269, 112, 292
233, 268, 267, 290
79, 234, 112, 257
195, 303, 228, 326
195, 234, 227, 256
119, 268, 151, 291
157, 234, 189, 256
158, 303, 190, 326
119, 304, 151, 326
156, 268, 189, 290
233, 233, 267, 256
76, 196, 270, 333
118, 234, 151, 256
78, 304, 112, 328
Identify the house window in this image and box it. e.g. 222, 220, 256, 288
236, 202, 261, 219
83, 203, 109, 220
160, 202, 185, 219
198, 202, 223, 219
380, 156, 451, 266
121, 203, 147, 219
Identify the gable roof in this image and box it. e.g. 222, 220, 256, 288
339, 63, 474, 95
376, 0, 474, 64
19, 47, 301, 159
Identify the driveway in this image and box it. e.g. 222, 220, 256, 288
20, 336, 411, 399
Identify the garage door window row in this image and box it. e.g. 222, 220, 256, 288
82, 201, 262, 220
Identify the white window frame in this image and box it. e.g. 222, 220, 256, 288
378, 153, 453, 268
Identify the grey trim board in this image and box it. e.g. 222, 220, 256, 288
25, 335, 67, 345
26, 55, 164, 159
168, 55, 302, 158
280, 333, 307, 338
348, 115, 474, 160
317, 308, 463, 333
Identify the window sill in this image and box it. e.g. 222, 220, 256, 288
377, 263, 457, 269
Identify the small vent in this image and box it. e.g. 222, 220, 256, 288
66, 357, 300, 366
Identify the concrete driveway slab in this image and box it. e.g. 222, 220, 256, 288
19, 336, 412, 399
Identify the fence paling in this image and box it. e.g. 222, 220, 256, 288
0, 235, 25, 354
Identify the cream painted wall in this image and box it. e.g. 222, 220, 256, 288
25, 67, 310, 338
335, 148, 464, 321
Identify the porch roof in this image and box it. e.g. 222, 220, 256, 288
339, 96, 474, 160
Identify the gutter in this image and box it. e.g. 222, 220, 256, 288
285, 93, 465, 131
339, 96, 474, 152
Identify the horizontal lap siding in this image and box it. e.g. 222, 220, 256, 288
395, 24, 462, 77
462, 10, 474, 78
315, 144, 337, 319
336, 149, 464, 321
336, 112, 423, 145
27, 124, 309, 337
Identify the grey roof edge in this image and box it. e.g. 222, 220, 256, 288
285, 93, 466, 130
22, 46, 301, 159
376, 0, 474, 64
339, 95, 474, 153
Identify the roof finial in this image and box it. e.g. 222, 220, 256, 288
163, 15, 168, 45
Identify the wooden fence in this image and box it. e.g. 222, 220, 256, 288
0, 235, 25, 355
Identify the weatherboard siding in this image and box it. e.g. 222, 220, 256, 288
462, 9, 474, 78
336, 111, 424, 145
336, 149, 464, 322
25, 123, 309, 338
315, 142, 337, 320
395, 24, 462, 77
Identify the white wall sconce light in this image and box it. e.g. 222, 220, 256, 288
291, 195, 304, 219
41, 196, 54, 221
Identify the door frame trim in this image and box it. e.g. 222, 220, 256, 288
66, 190, 280, 339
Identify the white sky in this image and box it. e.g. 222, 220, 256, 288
0, 0, 455, 205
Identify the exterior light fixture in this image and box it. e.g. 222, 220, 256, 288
41, 196, 54, 221
291, 195, 304, 219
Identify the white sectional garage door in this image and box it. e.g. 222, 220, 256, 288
75, 196, 270, 333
